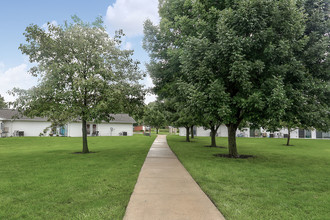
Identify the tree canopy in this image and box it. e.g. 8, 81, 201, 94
13, 16, 145, 153
144, 0, 325, 157
0, 94, 7, 109
265, 0, 330, 145
143, 101, 166, 134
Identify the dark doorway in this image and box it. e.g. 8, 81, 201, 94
298, 129, 305, 138
193, 126, 197, 136
86, 124, 91, 135
92, 124, 97, 135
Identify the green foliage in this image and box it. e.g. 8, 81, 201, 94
177, 0, 307, 156
143, 102, 166, 133
168, 135, 330, 219
145, 0, 328, 155
144, 1, 205, 140
268, 0, 330, 134
0, 94, 7, 109
11, 16, 145, 152
0, 135, 155, 219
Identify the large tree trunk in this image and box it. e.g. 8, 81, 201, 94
286, 127, 291, 146
185, 126, 190, 142
82, 119, 89, 153
156, 128, 159, 134
210, 126, 217, 147
227, 124, 238, 157
191, 125, 194, 138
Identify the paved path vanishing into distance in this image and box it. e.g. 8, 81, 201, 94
124, 135, 225, 220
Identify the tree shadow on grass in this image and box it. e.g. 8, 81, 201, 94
72, 151, 98, 154
214, 154, 254, 159
205, 145, 227, 148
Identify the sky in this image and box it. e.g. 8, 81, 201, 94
0, 0, 159, 103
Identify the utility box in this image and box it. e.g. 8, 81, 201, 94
123, 132, 127, 136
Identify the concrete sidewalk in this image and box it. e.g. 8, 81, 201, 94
124, 135, 225, 220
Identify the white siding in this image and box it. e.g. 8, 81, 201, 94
3, 121, 51, 137
180, 126, 250, 138
179, 127, 186, 136
98, 123, 133, 136
311, 130, 316, 139
0, 120, 133, 137
217, 125, 228, 137
67, 122, 82, 137
67, 122, 133, 137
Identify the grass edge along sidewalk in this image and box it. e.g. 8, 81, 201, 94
0, 135, 155, 219
167, 135, 330, 220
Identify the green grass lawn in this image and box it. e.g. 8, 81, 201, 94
0, 135, 155, 219
167, 136, 330, 220
149, 128, 170, 135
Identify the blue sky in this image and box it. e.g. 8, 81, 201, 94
0, 0, 158, 103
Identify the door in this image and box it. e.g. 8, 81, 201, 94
86, 124, 91, 135
298, 129, 305, 138
92, 124, 97, 135
250, 129, 255, 137
193, 126, 197, 136
60, 126, 66, 136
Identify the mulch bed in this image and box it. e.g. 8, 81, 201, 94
214, 154, 254, 159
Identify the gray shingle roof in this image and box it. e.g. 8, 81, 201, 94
0, 109, 136, 124
0, 109, 47, 121
109, 114, 136, 124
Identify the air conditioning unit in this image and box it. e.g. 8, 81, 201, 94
14, 130, 19, 136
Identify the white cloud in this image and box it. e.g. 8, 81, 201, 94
144, 73, 154, 88
142, 74, 156, 104
145, 94, 156, 104
105, 0, 159, 37
124, 41, 132, 50
42, 20, 58, 33
0, 62, 38, 102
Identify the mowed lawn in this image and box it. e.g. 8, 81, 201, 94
167, 135, 330, 220
0, 135, 155, 219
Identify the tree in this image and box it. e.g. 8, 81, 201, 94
0, 94, 7, 109
143, 102, 166, 134
12, 16, 144, 153
267, 0, 330, 146
179, 0, 306, 157
174, 106, 197, 142
296, 0, 330, 135
143, 1, 227, 143
178, 79, 229, 147
159, 97, 197, 142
